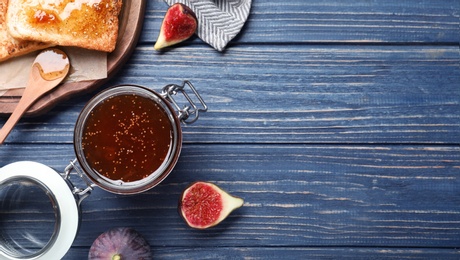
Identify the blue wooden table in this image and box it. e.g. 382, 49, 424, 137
1, 0, 459, 259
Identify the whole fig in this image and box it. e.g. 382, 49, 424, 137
88, 227, 152, 260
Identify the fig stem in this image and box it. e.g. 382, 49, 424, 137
112, 254, 122, 260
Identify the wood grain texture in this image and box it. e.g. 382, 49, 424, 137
143, 0, 460, 44
0, 45, 458, 144
64, 247, 460, 259
0, 0, 459, 259
1, 144, 459, 249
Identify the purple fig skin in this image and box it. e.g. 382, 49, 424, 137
88, 227, 152, 260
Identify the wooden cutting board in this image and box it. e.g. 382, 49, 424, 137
0, 1, 146, 116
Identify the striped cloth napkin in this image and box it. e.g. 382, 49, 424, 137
164, 0, 252, 51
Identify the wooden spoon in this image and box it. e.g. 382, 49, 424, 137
0, 48, 70, 144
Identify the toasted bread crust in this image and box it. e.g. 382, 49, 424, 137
0, 0, 50, 62
7, 0, 122, 52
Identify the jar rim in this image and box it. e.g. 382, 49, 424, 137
0, 161, 80, 260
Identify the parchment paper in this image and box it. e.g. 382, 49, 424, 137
0, 47, 107, 94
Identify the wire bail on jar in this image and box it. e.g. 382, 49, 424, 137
162, 80, 208, 124
63, 159, 96, 206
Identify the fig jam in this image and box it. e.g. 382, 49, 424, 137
81, 94, 172, 182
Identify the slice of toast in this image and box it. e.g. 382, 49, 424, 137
7, 0, 123, 52
0, 0, 50, 62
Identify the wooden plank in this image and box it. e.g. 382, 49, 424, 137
64, 247, 460, 259
142, 0, 460, 45
1, 144, 459, 248
1, 1, 458, 259
1, 45, 458, 144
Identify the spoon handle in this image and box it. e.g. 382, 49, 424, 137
0, 89, 36, 144
0, 66, 41, 144
0, 48, 69, 144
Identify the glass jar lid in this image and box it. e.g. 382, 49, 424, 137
0, 161, 80, 260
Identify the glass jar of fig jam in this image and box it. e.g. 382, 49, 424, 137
74, 84, 190, 194
0, 81, 207, 260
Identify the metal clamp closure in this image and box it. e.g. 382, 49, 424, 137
63, 159, 96, 206
161, 81, 208, 124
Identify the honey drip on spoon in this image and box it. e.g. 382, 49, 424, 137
33, 49, 70, 81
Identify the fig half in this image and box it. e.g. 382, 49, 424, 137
154, 3, 198, 50
88, 227, 152, 260
179, 181, 244, 229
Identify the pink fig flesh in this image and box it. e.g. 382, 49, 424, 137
179, 181, 244, 229
154, 3, 198, 50
88, 227, 152, 260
